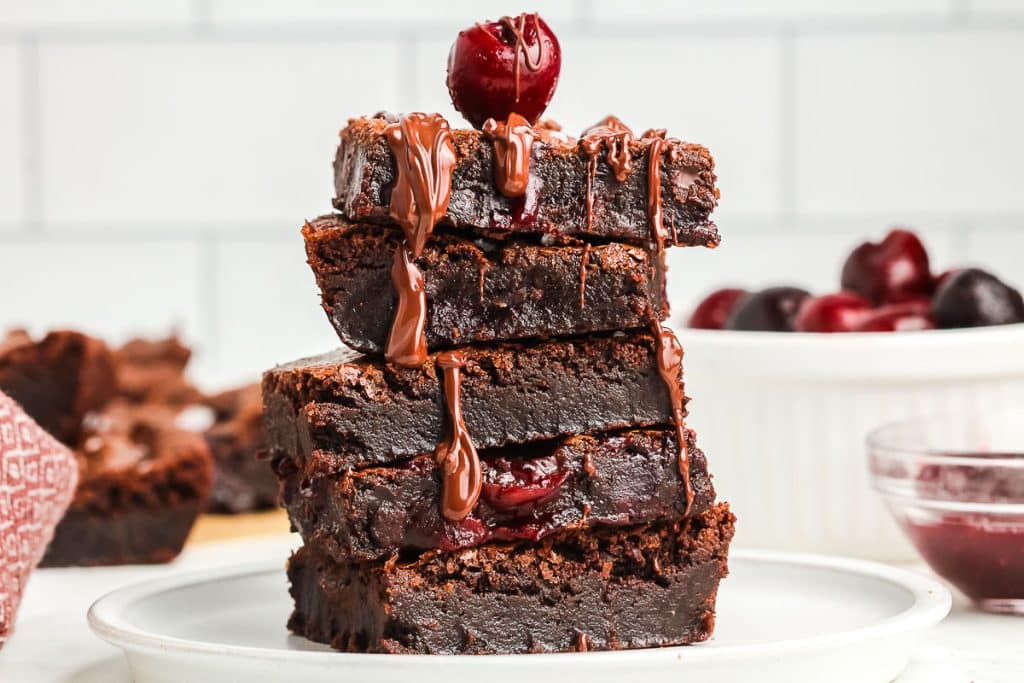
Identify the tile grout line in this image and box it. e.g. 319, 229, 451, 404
192, 0, 214, 29
16, 34, 43, 232
778, 28, 798, 218
951, 0, 971, 24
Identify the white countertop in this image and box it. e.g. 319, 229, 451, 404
1, 537, 1020, 683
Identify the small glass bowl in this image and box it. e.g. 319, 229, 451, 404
868, 410, 1024, 615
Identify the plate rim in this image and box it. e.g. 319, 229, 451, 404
87, 548, 952, 667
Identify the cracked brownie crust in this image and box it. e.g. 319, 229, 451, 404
334, 117, 719, 248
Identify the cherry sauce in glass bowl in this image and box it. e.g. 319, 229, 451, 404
868, 411, 1024, 614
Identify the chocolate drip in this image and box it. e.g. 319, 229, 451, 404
581, 116, 635, 182
641, 128, 680, 249
581, 116, 636, 229
386, 248, 429, 367
482, 113, 536, 198
434, 351, 482, 521
498, 13, 545, 103
382, 113, 456, 367
652, 324, 693, 515
578, 242, 591, 309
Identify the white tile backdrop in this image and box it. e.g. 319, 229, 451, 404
0, 0, 1021, 388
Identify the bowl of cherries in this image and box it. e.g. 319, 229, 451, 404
676, 229, 1024, 560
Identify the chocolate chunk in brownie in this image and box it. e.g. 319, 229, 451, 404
281, 427, 712, 562
0, 330, 117, 444
41, 402, 213, 567
334, 116, 719, 248
113, 336, 201, 407
203, 384, 277, 514
262, 331, 685, 474
303, 215, 667, 354
288, 503, 734, 654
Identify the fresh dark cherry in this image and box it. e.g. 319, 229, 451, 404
480, 454, 568, 513
931, 268, 1024, 328
688, 288, 748, 330
446, 13, 561, 129
840, 229, 934, 305
725, 287, 810, 332
853, 303, 936, 332
794, 291, 872, 333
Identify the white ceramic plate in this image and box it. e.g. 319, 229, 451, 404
88, 549, 951, 683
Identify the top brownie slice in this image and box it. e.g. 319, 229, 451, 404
334, 116, 719, 247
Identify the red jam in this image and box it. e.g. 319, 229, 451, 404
903, 515, 1024, 605
901, 458, 1024, 610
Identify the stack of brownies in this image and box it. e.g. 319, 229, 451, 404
266, 15, 734, 655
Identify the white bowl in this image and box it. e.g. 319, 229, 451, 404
676, 324, 1024, 561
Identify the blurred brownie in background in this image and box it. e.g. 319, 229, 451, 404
203, 384, 277, 514
0, 330, 117, 444
41, 402, 213, 567
113, 336, 202, 407
0, 329, 214, 566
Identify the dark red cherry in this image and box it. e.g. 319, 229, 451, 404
725, 287, 810, 332
688, 288, 748, 330
480, 455, 568, 512
931, 268, 1024, 328
840, 229, 934, 305
437, 516, 489, 552
447, 13, 561, 129
794, 291, 873, 333
854, 303, 936, 332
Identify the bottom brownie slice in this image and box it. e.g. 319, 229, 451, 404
287, 503, 734, 654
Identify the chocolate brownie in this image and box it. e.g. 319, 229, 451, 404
203, 384, 277, 514
288, 503, 734, 654
280, 427, 712, 562
262, 331, 685, 474
41, 402, 213, 566
0, 330, 118, 444
113, 336, 201, 407
334, 116, 719, 248
303, 215, 667, 354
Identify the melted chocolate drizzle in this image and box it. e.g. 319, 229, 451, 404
434, 351, 483, 521
386, 248, 429, 367
498, 13, 545, 103
652, 324, 693, 515
482, 113, 536, 198
580, 116, 636, 229
578, 242, 591, 309
382, 113, 456, 368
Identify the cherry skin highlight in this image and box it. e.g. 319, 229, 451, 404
931, 268, 1024, 328
725, 287, 810, 332
854, 303, 936, 332
447, 13, 562, 129
841, 229, 934, 305
688, 288, 749, 330
794, 291, 872, 333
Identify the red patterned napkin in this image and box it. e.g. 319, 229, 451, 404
0, 390, 78, 645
